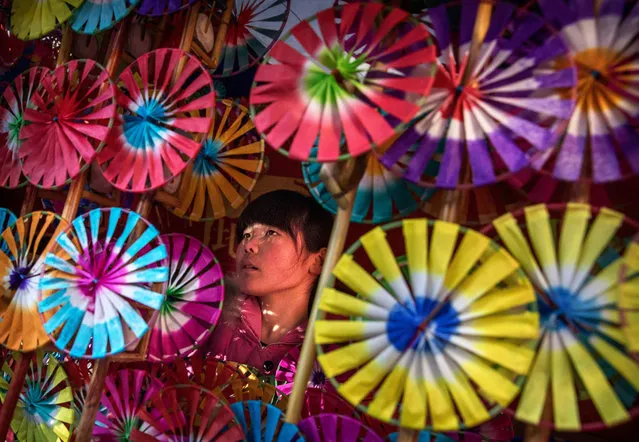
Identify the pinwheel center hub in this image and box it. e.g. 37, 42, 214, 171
162, 286, 183, 313
310, 367, 326, 387
7, 114, 24, 142
8, 266, 31, 291
540, 287, 591, 330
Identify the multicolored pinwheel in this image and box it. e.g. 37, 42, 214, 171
387, 431, 455, 442
10, 0, 83, 40
316, 219, 539, 431
230, 400, 304, 442
162, 354, 246, 392
219, 378, 287, 408
137, 0, 197, 16
250, 2, 436, 162
620, 234, 639, 362
0, 211, 69, 352
0, 208, 16, 254
134, 384, 246, 440
19, 59, 116, 189
93, 369, 163, 440
483, 204, 639, 430
148, 233, 224, 362
168, 99, 264, 221
0, 351, 74, 442
532, 0, 639, 183
276, 345, 329, 396
380, 1, 577, 188
299, 414, 382, 442
70, 0, 140, 35
98, 48, 214, 192
0, 67, 48, 189
38, 208, 168, 359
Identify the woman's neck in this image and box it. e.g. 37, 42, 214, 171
258, 286, 311, 345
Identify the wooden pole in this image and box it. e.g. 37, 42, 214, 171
210, 0, 234, 69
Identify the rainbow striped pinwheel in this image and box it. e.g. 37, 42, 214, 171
315, 219, 539, 431
387, 431, 454, 442
230, 400, 304, 442
70, 0, 140, 35
0, 211, 69, 352
0, 208, 16, 255
620, 235, 639, 362
137, 0, 197, 16
250, 2, 436, 162
10, 0, 83, 40
148, 234, 224, 362
168, 99, 264, 221
532, 0, 639, 183
92, 369, 163, 440
299, 414, 382, 442
276, 345, 328, 396
0, 350, 74, 442
133, 384, 246, 441
0, 67, 49, 189
38, 208, 168, 359
98, 49, 214, 192
485, 203, 639, 430
20, 59, 117, 189
380, 1, 577, 189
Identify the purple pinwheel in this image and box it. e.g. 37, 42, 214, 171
137, 0, 197, 16
299, 414, 383, 442
276, 345, 330, 395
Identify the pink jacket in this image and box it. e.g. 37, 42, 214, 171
206, 294, 307, 374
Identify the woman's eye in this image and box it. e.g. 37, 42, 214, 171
242, 232, 251, 240
266, 229, 278, 237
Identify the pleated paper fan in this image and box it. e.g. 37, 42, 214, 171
230, 400, 305, 442
620, 234, 639, 362
97, 48, 214, 192
276, 345, 329, 396
299, 414, 383, 442
148, 233, 224, 362
38, 208, 169, 359
0, 67, 49, 189
532, 0, 639, 184
0, 350, 74, 442
0, 208, 16, 254
10, 0, 83, 40
0, 211, 69, 352
168, 99, 264, 221
70, 0, 140, 35
137, 0, 197, 16
92, 369, 164, 440
315, 219, 539, 431
387, 431, 455, 442
250, 2, 437, 162
131, 384, 245, 441
482, 203, 639, 431
380, 1, 577, 189
20, 59, 117, 189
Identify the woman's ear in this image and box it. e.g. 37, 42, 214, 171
309, 248, 327, 276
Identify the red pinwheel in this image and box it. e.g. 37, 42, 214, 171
19, 59, 117, 189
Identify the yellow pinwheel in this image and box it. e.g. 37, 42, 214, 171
11, 0, 84, 41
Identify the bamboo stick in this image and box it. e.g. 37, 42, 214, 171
210, 0, 234, 69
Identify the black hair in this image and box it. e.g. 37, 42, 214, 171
236, 190, 333, 316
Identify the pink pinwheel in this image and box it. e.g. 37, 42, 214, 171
301, 388, 356, 419
137, 0, 197, 16
148, 234, 224, 362
299, 414, 383, 442
0, 67, 48, 188
19, 59, 116, 189
380, 1, 577, 189
250, 2, 436, 162
276, 345, 330, 395
98, 48, 214, 192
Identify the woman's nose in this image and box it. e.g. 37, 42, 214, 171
244, 237, 259, 254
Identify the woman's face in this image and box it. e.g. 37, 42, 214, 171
235, 223, 321, 297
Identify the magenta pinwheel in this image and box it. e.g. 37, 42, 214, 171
137, 0, 197, 16
98, 48, 214, 192
38, 208, 168, 359
300, 388, 356, 419
276, 345, 329, 395
19, 59, 117, 189
299, 414, 382, 442
380, 1, 577, 188
532, 0, 639, 183
148, 233, 224, 362
250, 2, 436, 162
0, 67, 48, 189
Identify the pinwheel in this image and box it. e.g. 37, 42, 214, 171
315, 219, 539, 431
230, 400, 304, 442
148, 233, 224, 362
276, 345, 329, 395
380, 1, 577, 189
10, 0, 83, 40
483, 203, 639, 430
219, 378, 287, 408
0, 350, 74, 442
250, 2, 437, 162
98, 48, 214, 192
133, 384, 245, 440
532, 0, 639, 183
387, 431, 454, 442
168, 99, 264, 221
0, 208, 16, 253
0, 211, 69, 351
38, 208, 168, 358
137, 0, 197, 16
19, 59, 116, 189
300, 388, 356, 419
0, 67, 49, 189
162, 354, 246, 392
92, 369, 163, 440
70, 0, 140, 35
299, 414, 382, 442
620, 234, 639, 362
